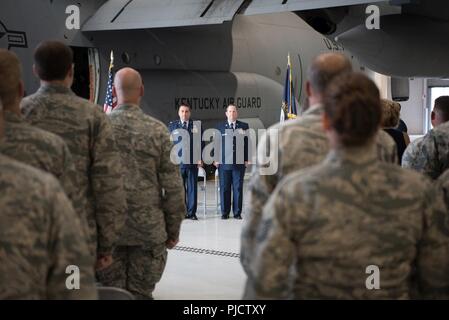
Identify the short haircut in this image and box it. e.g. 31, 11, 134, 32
178, 102, 191, 110
307, 53, 353, 94
227, 104, 237, 111
324, 72, 381, 147
0, 49, 22, 106
434, 96, 449, 122
381, 99, 401, 128
34, 41, 73, 81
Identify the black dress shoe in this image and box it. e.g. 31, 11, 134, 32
221, 214, 229, 220
184, 214, 191, 219
190, 215, 198, 220
234, 214, 242, 220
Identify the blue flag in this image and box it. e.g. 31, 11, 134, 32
281, 53, 298, 122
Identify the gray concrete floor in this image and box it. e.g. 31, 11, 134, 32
153, 180, 249, 300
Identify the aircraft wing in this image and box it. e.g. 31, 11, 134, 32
241, 0, 386, 16
83, 0, 391, 31
82, 0, 245, 31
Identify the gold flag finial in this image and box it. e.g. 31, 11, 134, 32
109, 50, 114, 70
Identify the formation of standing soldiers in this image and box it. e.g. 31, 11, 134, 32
241, 53, 449, 299
1, 40, 449, 300
0, 42, 184, 299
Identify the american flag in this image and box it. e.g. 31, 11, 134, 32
103, 50, 117, 114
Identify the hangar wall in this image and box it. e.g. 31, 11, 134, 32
399, 78, 426, 136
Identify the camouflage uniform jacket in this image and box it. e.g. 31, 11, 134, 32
0, 154, 97, 299
245, 145, 449, 299
402, 136, 424, 169
0, 110, 87, 234
408, 122, 449, 179
108, 104, 185, 247
241, 104, 398, 275
21, 84, 126, 257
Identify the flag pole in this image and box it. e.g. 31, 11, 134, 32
288, 53, 291, 116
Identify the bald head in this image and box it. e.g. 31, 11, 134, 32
113, 67, 144, 106
307, 53, 352, 103
0, 49, 23, 110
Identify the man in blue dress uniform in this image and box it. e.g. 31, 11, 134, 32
214, 104, 249, 220
169, 103, 203, 220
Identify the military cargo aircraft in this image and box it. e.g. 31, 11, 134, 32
1, 0, 448, 129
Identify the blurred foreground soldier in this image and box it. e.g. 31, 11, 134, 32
0, 49, 86, 232
245, 73, 449, 299
98, 68, 185, 299
169, 102, 203, 220
241, 53, 397, 277
214, 104, 249, 220
0, 99, 96, 299
403, 96, 449, 169
438, 169, 449, 210
21, 41, 126, 269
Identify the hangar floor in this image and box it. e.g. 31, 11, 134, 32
153, 180, 249, 300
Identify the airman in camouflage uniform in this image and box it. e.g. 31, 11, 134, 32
241, 53, 397, 280
405, 96, 449, 179
408, 122, 449, 179
0, 98, 96, 299
401, 136, 424, 169
21, 41, 126, 267
97, 68, 185, 299
0, 49, 87, 233
245, 73, 449, 299
0, 155, 97, 299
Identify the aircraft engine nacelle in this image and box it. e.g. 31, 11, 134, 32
336, 14, 449, 78
139, 70, 287, 129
